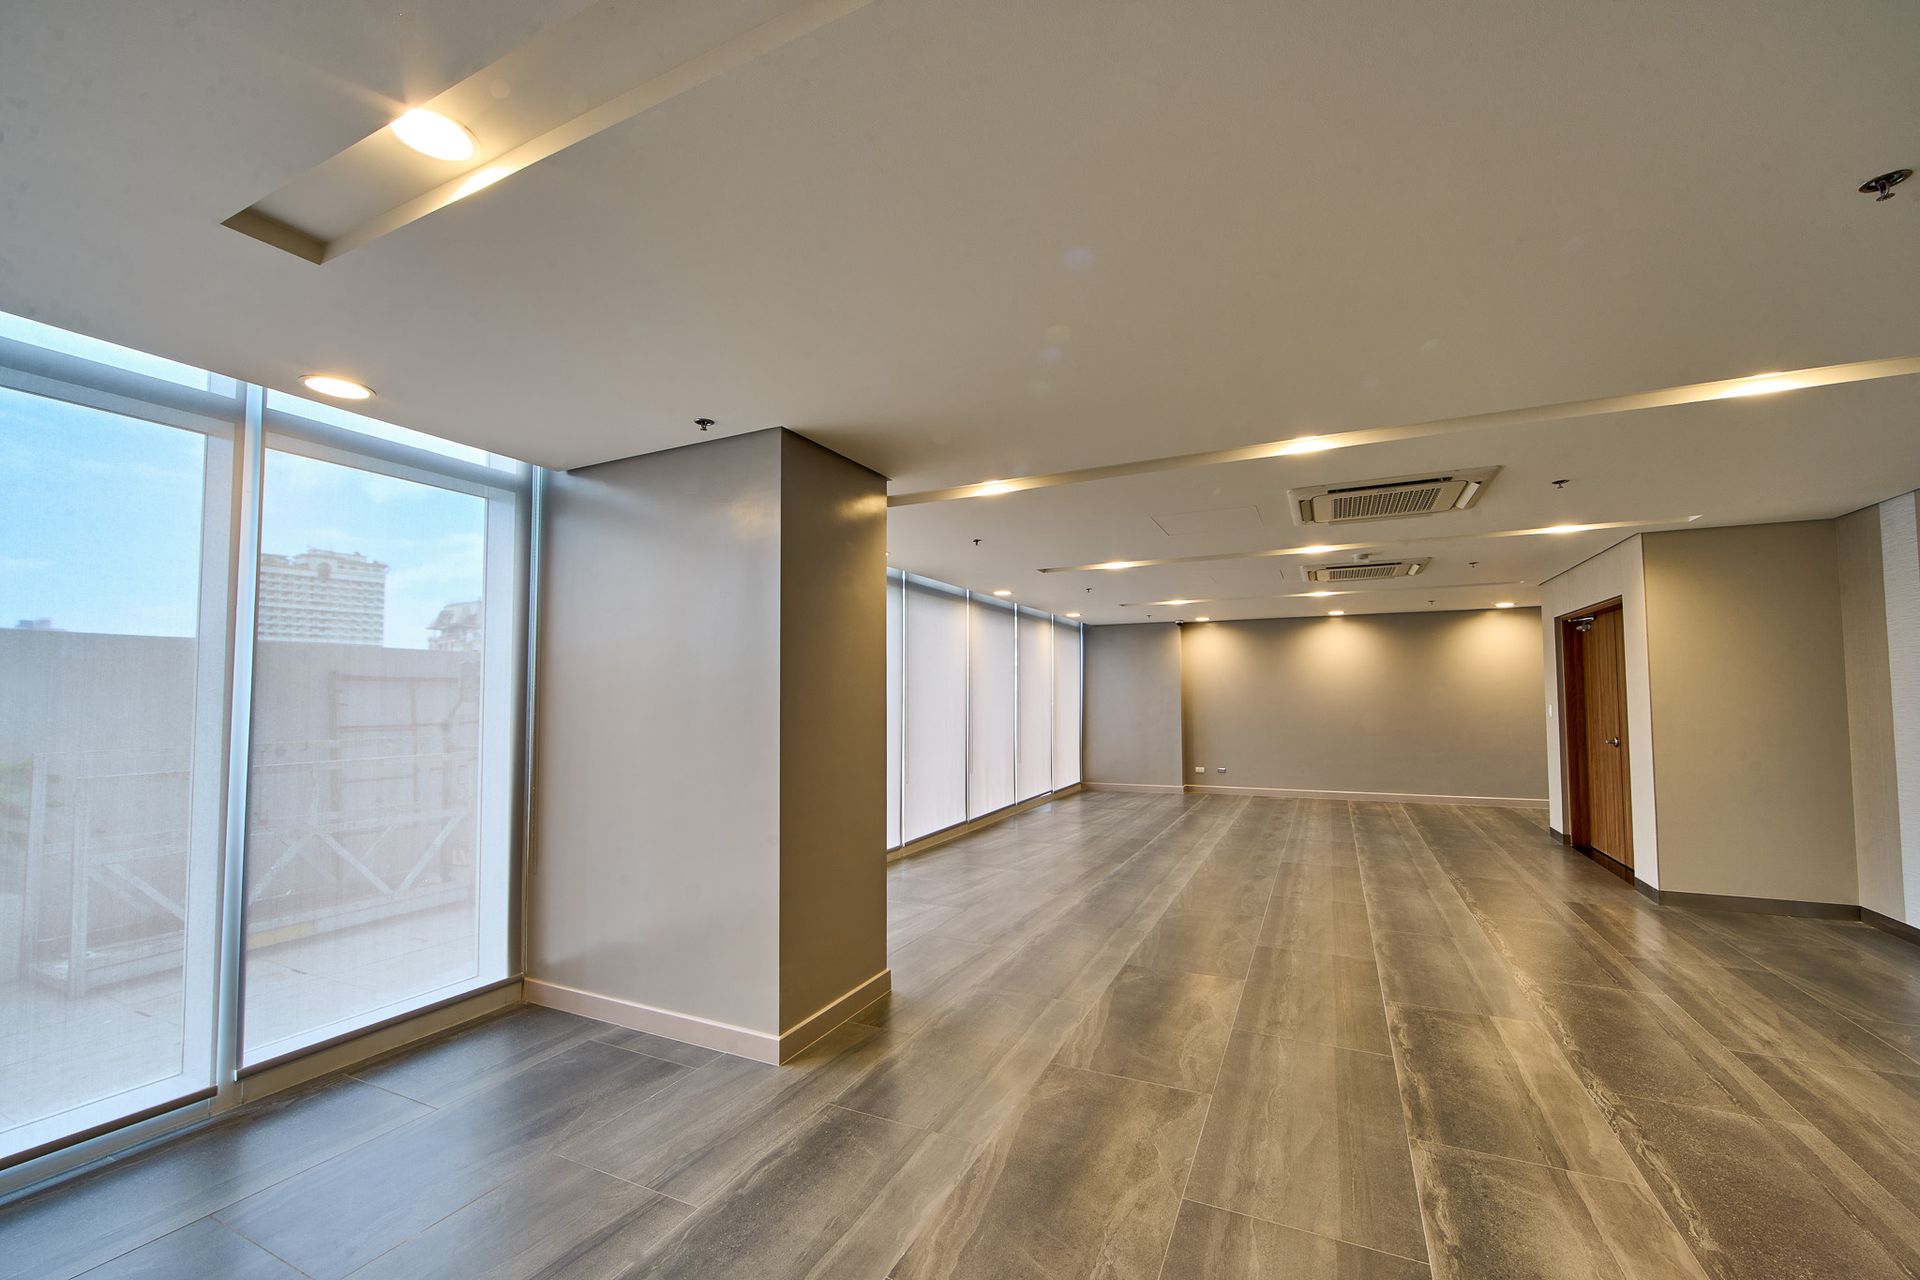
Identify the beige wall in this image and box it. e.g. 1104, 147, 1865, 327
1642, 523, 1858, 905
529, 428, 886, 1053
776, 432, 888, 1028
1083, 623, 1184, 789
1083, 612, 1546, 802
1180, 611, 1545, 802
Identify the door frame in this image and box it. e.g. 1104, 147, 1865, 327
1555, 596, 1633, 878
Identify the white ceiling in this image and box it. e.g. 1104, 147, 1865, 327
3, 0, 1917, 622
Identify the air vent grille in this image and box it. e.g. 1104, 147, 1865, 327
1303, 558, 1430, 583
1288, 467, 1499, 526
1328, 485, 1450, 521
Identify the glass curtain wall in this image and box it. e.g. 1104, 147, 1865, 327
0, 311, 531, 1173
886, 568, 1083, 850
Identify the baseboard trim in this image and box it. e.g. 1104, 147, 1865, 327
777, 968, 892, 1062
1081, 782, 1185, 795
239, 978, 524, 1102
524, 968, 893, 1065
1645, 888, 1860, 919
888, 785, 1084, 862
1182, 783, 1549, 810
1862, 907, 1920, 946
525, 979, 782, 1063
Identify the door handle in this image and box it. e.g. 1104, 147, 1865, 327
1606, 737, 1620, 747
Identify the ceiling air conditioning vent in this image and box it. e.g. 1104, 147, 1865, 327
1289, 467, 1499, 526
1303, 557, 1430, 583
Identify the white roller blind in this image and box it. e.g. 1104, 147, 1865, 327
969, 596, 1017, 818
1016, 606, 1054, 801
885, 570, 903, 848
1052, 619, 1083, 787
902, 575, 969, 841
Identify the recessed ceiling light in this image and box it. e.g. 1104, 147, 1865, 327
389, 108, 476, 161
1293, 544, 1336, 555
1328, 609, 1345, 616
1538, 524, 1590, 535
1495, 601, 1516, 609
1094, 561, 1139, 571
1065, 612, 1080, 618
1195, 616, 1211, 622
992, 589, 1012, 597
1305, 590, 1335, 598
300, 374, 373, 400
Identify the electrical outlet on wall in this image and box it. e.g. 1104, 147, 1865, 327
1193, 765, 1205, 774
1215, 767, 1227, 774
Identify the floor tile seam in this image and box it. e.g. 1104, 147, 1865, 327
1401, 811, 1863, 1264
1379, 805, 1625, 1274
222, 1222, 315, 1279
195, 1097, 448, 1251
1175, 818, 1274, 1198
339, 1071, 450, 1112
1403, 1128, 1650, 1190
1046, 1059, 1211, 1100
545, 1151, 702, 1212
211, 1094, 536, 1243
1126, 801, 1260, 955
1823, 1011, 1920, 1074
1176, 1193, 1436, 1269
1228, 817, 1437, 1275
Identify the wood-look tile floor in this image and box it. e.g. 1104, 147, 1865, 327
7, 793, 1920, 1279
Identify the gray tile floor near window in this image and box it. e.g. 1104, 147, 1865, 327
5, 792, 1920, 1279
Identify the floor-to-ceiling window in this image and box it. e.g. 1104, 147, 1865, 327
885, 568, 1083, 850
0, 312, 531, 1176
240, 405, 523, 1063
0, 320, 235, 1167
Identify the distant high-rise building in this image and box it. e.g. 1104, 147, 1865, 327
427, 600, 482, 651
257, 550, 386, 645
12, 618, 58, 630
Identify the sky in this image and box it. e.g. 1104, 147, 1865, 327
0, 316, 491, 649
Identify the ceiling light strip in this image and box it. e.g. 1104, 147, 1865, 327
889, 356, 1920, 507
1038, 518, 1684, 574
1115, 581, 1528, 607
306, 0, 883, 261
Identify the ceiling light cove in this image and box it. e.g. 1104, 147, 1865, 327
889, 356, 1920, 509
1713, 372, 1800, 399
991, 589, 1012, 597
1065, 613, 1081, 619
389, 109, 476, 161
1328, 610, 1346, 616
1495, 601, 1517, 609
1267, 436, 1338, 457
1195, 616, 1211, 622
971, 481, 1020, 497
300, 374, 373, 400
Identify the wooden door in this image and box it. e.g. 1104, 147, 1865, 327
1562, 602, 1633, 870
